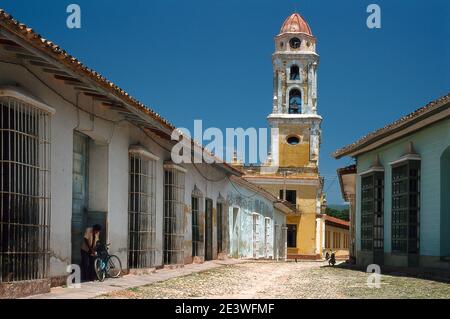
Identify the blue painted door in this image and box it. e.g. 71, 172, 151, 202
72, 132, 89, 266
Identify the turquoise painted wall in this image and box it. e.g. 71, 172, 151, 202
441, 147, 450, 256
355, 119, 450, 257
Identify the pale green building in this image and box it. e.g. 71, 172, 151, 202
334, 94, 450, 269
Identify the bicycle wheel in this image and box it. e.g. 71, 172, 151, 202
94, 258, 106, 282
106, 255, 122, 278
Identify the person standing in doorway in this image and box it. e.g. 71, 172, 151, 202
80, 224, 102, 281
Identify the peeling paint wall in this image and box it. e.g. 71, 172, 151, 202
0, 62, 173, 278
0, 61, 289, 292
1, 60, 242, 279
182, 163, 230, 263
226, 183, 287, 259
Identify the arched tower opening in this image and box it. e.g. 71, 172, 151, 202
289, 89, 302, 114
290, 65, 300, 80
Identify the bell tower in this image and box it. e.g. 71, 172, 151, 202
240, 12, 325, 260
269, 13, 322, 169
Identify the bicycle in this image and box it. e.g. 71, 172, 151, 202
94, 243, 123, 282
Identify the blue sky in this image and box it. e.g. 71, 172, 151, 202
2, 0, 448, 204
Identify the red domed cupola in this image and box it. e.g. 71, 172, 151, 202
280, 12, 313, 36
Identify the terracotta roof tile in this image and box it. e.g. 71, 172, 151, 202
324, 215, 350, 228
280, 12, 312, 35
0, 7, 243, 176
0, 8, 175, 129
333, 93, 450, 159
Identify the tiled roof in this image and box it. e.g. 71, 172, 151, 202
324, 215, 350, 229
280, 12, 312, 36
0, 8, 175, 130
0, 7, 242, 176
333, 93, 450, 159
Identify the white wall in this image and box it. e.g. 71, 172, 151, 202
0, 61, 291, 281
0, 62, 177, 277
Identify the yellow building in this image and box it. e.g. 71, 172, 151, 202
323, 215, 350, 259
233, 12, 325, 260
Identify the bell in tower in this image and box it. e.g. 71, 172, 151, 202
268, 12, 322, 168
242, 12, 325, 261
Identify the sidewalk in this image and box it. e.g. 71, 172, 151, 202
26, 259, 245, 299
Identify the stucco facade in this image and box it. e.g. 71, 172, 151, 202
323, 216, 350, 259
355, 120, 450, 268
235, 13, 325, 260
334, 94, 450, 269
0, 9, 292, 298
226, 177, 289, 260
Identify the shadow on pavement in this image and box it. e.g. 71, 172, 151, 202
320, 261, 450, 284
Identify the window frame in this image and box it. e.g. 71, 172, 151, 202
289, 65, 300, 81
279, 189, 297, 206
286, 135, 301, 146
216, 202, 224, 254
128, 146, 158, 269
391, 158, 421, 255
191, 196, 201, 257
360, 170, 384, 252
163, 163, 186, 265
0, 91, 53, 283
287, 224, 297, 248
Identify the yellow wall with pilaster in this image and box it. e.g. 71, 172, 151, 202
257, 183, 319, 257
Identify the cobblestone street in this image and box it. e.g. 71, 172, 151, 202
99, 261, 450, 299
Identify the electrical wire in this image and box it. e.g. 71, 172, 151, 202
0, 60, 123, 125
0, 61, 350, 208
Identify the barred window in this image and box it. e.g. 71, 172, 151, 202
128, 147, 157, 269
217, 202, 224, 253
191, 185, 203, 259
361, 172, 384, 252
163, 164, 185, 265
392, 160, 420, 254
1, 95, 52, 283
191, 196, 200, 257
287, 224, 297, 248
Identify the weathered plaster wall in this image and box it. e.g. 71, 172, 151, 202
278, 124, 311, 167
273, 209, 287, 260
0, 61, 290, 286
182, 163, 229, 263
226, 183, 286, 259
0, 62, 175, 277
